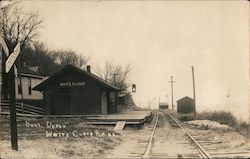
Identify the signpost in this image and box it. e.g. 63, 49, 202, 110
1, 0, 20, 151
3, 42, 20, 151
6, 43, 20, 151
8, 64, 18, 150
0, 29, 20, 152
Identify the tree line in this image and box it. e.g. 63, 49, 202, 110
0, 4, 134, 98
20, 42, 89, 76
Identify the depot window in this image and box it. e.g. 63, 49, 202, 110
28, 78, 32, 95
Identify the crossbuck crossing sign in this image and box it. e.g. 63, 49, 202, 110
5, 43, 20, 73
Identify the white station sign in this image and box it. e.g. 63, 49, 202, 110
5, 43, 20, 73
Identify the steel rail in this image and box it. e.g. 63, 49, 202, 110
143, 112, 158, 158
164, 111, 211, 159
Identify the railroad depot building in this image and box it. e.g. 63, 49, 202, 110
33, 65, 120, 115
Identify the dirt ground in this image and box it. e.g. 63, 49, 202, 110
105, 122, 153, 158
0, 115, 122, 159
0, 137, 121, 158
184, 123, 250, 154
1, 112, 250, 158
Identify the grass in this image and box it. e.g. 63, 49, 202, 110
156, 113, 165, 128
196, 111, 238, 127
235, 122, 250, 137
178, 111, 250, 137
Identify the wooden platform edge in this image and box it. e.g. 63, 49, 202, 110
1, 111, 153, 125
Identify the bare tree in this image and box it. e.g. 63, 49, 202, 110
95, 61, 114, 81
0, 4, 43, 99
51, 49, 89, 69
95, 61, 133, 90
0, 5, 43, 52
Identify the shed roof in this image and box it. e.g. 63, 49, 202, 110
176, 96, 194, 102
33, 65, 120, 91
159, 102, 169, 106
17, 66, 40, 76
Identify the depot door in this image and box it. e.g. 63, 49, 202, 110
101, 92, 108, 114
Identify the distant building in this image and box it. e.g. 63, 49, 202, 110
33, 65, 120, 115
1, 65, 45, 104
15, 73, 44, 102
159, 102, 169, 110
176, 96, 195, 114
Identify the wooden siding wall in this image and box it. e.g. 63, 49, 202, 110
70, 87, 101, 115
15, 76, 43, 100
42, 71, 118, 115
177, 98, 195, 114
108, 91, 117, 113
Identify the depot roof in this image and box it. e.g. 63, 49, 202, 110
33, 65, 120, 91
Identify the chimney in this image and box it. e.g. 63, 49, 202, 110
86, 65, 91, 73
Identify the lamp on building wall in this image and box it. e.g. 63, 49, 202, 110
132, 84, 136, 93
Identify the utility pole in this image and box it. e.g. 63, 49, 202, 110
169, 76, 175, 110
191, 66, 196, 116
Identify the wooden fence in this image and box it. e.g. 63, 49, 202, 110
1, 100, 46, 115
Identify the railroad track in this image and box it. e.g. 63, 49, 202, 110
141, 111, 250, 159
163, 111, 211, 159
142, 111, 210, 159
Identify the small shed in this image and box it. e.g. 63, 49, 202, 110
176, 96, 195, 114
159, 102, 169, 110
33, 65, 120, 115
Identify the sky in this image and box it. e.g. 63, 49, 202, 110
20, 1, 249, 121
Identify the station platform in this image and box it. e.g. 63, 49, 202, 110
1, 110, 153, 125
85, 111, 152, 125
